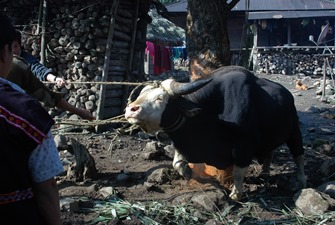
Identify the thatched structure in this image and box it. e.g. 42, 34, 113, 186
146, 9, 185, 47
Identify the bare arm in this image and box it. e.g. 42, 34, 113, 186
21, 51, 65, 88
57, 98, 95, 121
46, 74, 66, 88
33, 178, 61, 225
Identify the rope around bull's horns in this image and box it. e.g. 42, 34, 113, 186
53, 114, 127, 126
46, 77, 176, 136
50, 80, 162, 129
43, 80, 152, 86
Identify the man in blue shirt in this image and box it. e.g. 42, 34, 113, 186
12, 30, 66, 88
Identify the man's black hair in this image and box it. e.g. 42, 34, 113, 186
0, 12, 16, 51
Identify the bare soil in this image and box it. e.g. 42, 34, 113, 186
57, 73, 335, 225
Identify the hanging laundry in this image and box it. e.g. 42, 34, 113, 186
146, 41, 155, 57
161, 47, 171, 73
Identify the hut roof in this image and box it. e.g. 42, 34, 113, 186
146, 9, 185, 46
166, 0, 335, 19
233, 0, 335, 19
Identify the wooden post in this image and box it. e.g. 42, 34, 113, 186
326, 57, 335, 89
287, 19, 291, 46
127, 0, 139, 79
40, 0, 47, 65
121, 0, 140, 111
238, 0, 250, 67
321, 58, 327, 102
96, 0, 120, 124
36, 0, 43, 35
249, 20, 258, 70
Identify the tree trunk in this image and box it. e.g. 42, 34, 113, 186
187, 0, 239, 80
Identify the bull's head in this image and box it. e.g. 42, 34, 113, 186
125, 78, 212, 134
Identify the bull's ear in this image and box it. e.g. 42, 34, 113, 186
176, 98, 202, 117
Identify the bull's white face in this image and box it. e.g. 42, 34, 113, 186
125, 79, 173, 134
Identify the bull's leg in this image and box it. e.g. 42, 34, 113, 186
286, 126, 306, 189
294, 155, 306, 188
173, 148, 192, 180
229, 165, 248, 201
261, 151, 274, 176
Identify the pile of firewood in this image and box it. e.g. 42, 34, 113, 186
256, 52, 335, 76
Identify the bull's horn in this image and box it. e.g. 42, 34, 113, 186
162, 78, 213, 96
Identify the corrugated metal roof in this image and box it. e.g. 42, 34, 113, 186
233, 0, 335, 11
165, 0, 187, 12
166, 0, 335, 18
248, 10, 335, 19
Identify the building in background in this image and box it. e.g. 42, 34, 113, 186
165, 0, 335, 75
145, 9, 185, 75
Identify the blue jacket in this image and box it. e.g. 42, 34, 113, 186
20, 51, 52, 81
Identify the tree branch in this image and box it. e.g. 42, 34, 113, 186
228, 0, 240, 10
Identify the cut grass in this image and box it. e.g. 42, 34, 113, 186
84, 195, 335, 225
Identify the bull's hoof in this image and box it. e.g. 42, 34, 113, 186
175, 164, 192, 180
296, 178, 306, 191
229, 184, 243, 201
182, 166, 192, 180
229, 191, 242, 201
298, 176, 306, 189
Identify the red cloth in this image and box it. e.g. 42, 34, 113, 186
145, 41, 155, 57
161, 47, 171, 73
154, 44, 162, 75
146, 41, 172, 75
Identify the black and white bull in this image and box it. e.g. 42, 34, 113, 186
125, 66, 306, 200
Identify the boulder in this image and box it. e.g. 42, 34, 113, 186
294, 188, 335, 215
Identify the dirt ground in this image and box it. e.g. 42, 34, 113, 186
56, 73, 335, 225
